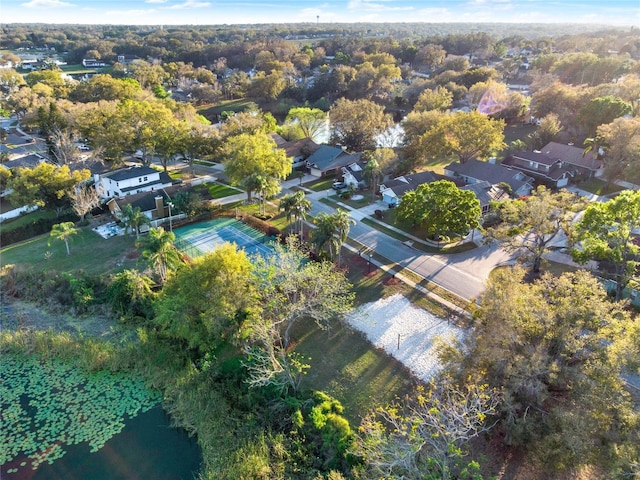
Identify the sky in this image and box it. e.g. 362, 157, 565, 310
1, 0, 638, 26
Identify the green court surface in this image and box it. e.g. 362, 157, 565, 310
173, 217, 274, 259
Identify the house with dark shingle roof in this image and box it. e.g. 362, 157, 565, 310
444, 159, 534, 197
306, 145, 362, 177
540, 141, 603, 177
461, 181, 511, 215
94, 166, 173, 199
270, 134, 320, 170
503, 151, 573, 188
379, 171, 439, 206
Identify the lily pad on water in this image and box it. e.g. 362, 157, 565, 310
1, 355, 160, 475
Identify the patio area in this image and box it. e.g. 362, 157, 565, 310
92, 221, 125, 239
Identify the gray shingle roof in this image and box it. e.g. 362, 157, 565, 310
103, 166, 158, 181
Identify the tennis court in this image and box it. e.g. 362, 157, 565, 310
173, 217, 275, 259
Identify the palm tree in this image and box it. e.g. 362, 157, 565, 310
120, 204, 150, 239
312, 209, 355, 265
50, 221, 77, 255
280, 191, 312, 236
332, 209, 356, 267
136, 227, 182, 284
363, 158, 382, 202
313, 212, 340, 261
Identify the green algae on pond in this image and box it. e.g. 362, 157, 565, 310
0, 355, 161, 475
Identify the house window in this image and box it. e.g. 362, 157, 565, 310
139, 178, 142, 183
144, 176, 148, 181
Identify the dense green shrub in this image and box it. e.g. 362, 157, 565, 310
0, 212, 78, 246
107, 270, 156, 323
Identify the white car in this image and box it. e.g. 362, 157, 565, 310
77, 144, 90, 151
332, 181, 345, 190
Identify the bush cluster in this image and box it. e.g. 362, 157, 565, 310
0, 212, 78, 246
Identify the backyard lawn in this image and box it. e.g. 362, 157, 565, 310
575, 178, 625, 196
1, 227, 139, 275
195, 182, 244, 199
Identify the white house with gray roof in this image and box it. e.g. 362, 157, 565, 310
94, 166, 173, 199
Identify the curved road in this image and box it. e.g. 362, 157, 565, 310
305, 190, 516, 302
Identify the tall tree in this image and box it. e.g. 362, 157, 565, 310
413, 86, 453, 112
49, 222, 77, 255
577, 95, 633, 138
136, 227, 182, 284
449, 267, 638, 471
221, 132, 291, 202
8, 163, 90, 215
284, 107, 327, 141
489, 186, 585, 275
68, 184, 100, 223
418, 110, 505, 163
154, 243, 256, 353
119, 204, 149, 239
356, 381, 500, 480
279, 190, 311, 236
362, 157, 383, 201
395, 180, 481, 242
329, 98, 393, 152
313, 210, 355, 265
244, 239, 354, 394
572, 189, 640, 301
594, 116, 640, 187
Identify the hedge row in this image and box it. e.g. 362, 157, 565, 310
0, 212, 78, 246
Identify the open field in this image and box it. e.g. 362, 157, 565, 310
1, 226, 139, 275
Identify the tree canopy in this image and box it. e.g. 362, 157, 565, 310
221, 132, 291, 201
418, 110, 505, 163
447, 267, 639, 471
328, 98, 393, 152
8, 163, 90, 214
572, 189, 640, 301
395, 180, 481, 241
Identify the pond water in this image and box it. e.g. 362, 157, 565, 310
0, 356, 202, 480
2, 405, 202, 480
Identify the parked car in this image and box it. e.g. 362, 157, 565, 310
332, 181, 345, 190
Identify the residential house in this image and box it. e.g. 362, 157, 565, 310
379, 171, 438, 207
94, 166, 173, 199
116, 54, 139, 65
460, 181, 511, 215
540, 141, 604, 178
502, 151, 573, 188
270, 134, 320, 170
82, 59, 108, 68
444, 159, 534, 197
106, 184, 196, 229
341, 161, 367, 189
306, 145, 362, 178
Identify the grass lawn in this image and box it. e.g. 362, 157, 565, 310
197, 99, 256, 119
195, 182, 243, 199
503, 123, 537, 148
575, 178, 625, 196
292, 249, 433, 423
59, 64, 95, 75
305, 177, 337, 191
1, 210, 58, 231
1, 228, 140, 275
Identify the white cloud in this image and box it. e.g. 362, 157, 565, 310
146, 0, 168, 3
163, 0, 211, 9
22, 0, 73, 7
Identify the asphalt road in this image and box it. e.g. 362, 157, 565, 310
305, 191, 515, 302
